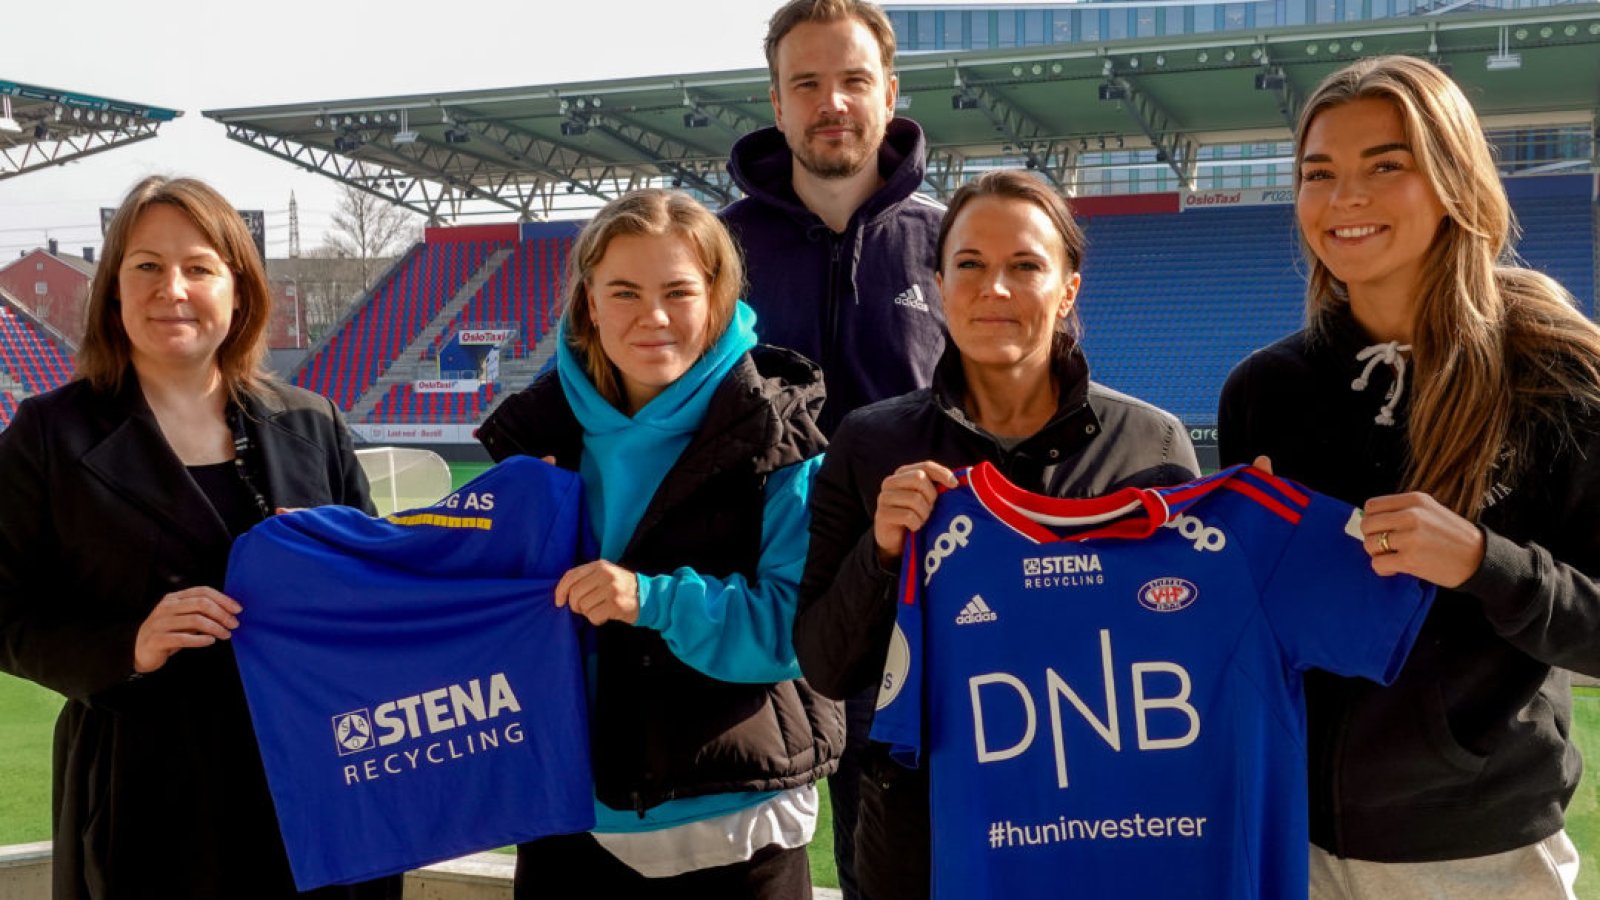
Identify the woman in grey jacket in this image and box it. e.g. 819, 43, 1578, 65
795, 170, 1198, 899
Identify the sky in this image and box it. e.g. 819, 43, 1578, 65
0, 0, 801, 261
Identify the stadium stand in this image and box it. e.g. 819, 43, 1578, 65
1077, 204, 1305, 426
278, 176, 1591, 441
0, 303, 74, 398
0, 391, 17, 429
425, 236, 572, 361
292, 241, 499, 411
1510, 192, 1597, 315
1076, 180, 1598, 427
366, 383, 500, 424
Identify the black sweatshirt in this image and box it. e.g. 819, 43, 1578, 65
1218, 306, 1600, 862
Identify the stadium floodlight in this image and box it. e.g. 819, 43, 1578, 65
1098, 82, 1129, 102
392, 110, 418, 144
1255, 70, 1287, 91
1487, 26, 1522, 71
682, 111, 711, 129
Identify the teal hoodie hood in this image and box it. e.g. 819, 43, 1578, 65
556, 300, 760, 559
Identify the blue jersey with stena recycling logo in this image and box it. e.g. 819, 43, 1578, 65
870, 463, 1434, 900
227, 456, 594, 889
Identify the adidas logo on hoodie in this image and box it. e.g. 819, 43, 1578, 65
893, 285, 931, 313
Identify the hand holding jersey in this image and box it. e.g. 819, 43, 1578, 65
1359, 492, 1487, 587
132, 586, 243, 673
874, 461, 960, 566
1257, 454, 1487, 588
556, 559, 642, 626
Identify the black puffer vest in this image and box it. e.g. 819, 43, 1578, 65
478, 345, 843, 813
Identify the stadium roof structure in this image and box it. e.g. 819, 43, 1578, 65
204, 5, 1600, 222
0, 79, 181, 182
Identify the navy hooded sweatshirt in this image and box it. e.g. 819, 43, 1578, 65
721, 117, 946, 434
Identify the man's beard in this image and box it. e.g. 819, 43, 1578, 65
791, 118, 880, 179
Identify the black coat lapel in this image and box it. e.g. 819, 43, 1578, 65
78, 379, 232, 553
242, 387, 340, 511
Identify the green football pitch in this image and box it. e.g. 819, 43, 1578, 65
1, 675, 1596, 894
0, 452, 1588, 894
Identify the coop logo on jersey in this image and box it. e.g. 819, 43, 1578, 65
334, 672, 528, 787
1164, 513, 1225, 552
924, 515, 974, 584
1138, 577, 1199, 612
332, 710, 374, 756
955, 595, 998, 625
1021, 553, 1105, 590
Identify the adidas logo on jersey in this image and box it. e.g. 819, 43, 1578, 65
892, 284, 931, 312
956, 595, 999, 625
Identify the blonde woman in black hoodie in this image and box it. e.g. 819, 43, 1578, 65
1220, 55, 1600, 899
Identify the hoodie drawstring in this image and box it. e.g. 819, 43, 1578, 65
1351, 341, 1411, 426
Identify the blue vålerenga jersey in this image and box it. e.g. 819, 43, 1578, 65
870, 463, 1434, 900
226, 456, 595, 890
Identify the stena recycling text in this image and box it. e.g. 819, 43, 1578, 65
335, 672, 525, 786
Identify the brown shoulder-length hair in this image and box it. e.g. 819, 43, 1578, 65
764, 0, 897, 84
78, 175, 274, 398
561, 189, 743, 409
1295, 55, 1600, 518
935, 169, 1087, 337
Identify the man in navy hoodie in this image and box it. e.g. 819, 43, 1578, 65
722, 0, 945, 438
720, 3, 945, 896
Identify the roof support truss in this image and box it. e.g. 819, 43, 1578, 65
956, 71, 1078, 194
924, 149, 967, 199
454, 114, 625, 209
682, 89, 768, 143
1101, 75, 1199, 189
1256, 63, 1301, 130
221, 122, 657, 222
583, 111, 734, 204
0, 121, 164, 181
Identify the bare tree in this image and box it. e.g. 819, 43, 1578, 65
279, 254, 372, 340
318, 182, 422, 289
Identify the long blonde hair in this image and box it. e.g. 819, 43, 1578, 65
1296, 55, 1600, 518
561, 189, 743, 409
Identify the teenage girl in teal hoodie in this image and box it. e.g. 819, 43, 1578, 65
478, 189, 841, 899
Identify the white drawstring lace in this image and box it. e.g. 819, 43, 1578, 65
1351, 341, 1411, 426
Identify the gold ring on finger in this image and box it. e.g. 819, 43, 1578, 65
1378, 530, 1393, 554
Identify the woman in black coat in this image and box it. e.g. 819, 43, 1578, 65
0, 176, 397, 900
794, 170, 1199, 899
